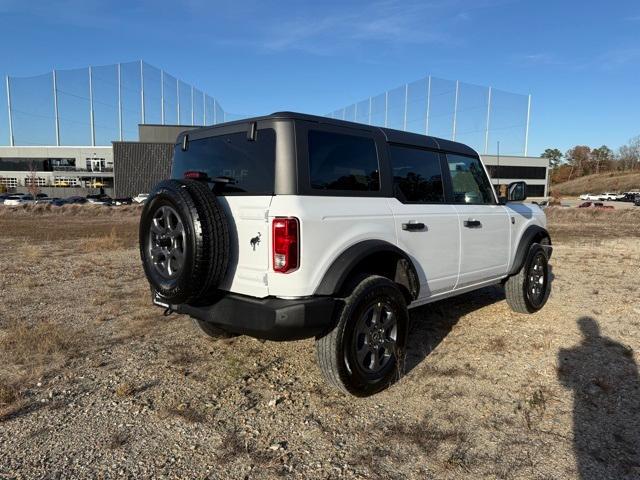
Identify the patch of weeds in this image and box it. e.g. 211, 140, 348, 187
109, 430, 130, 449
446, 432, 474, 471
515, 388, 547, 430
385, 415, 465, 455
225, 355, 248, 380
115, 382, 135, 398
217, 428, 277, 468
79, 227, 123, 253
0, 381, 18, 406
170, 348, 197, 367
1, 320, 85, 366
159, 402, 207, 423
486, 336, 507, 352
425, 363, 476, 378
0, 381, 29, 422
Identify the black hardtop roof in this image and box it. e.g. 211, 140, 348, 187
179, 111, 478, 157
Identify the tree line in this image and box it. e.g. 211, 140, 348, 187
541, 136, 640, 183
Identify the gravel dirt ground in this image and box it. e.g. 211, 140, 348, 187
0, 205, 639, 479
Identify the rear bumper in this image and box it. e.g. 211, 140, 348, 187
170, 294, 337, 341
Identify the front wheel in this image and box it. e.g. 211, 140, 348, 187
505, 244, 551, 314
315, 275, 408, 396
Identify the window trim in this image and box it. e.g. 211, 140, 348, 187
388, 142, 447, 205
295, 121, 392, 198
443, 152, 498, 206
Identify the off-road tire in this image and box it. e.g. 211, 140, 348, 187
505, 243, 551, 314
140, 179, 229, 304
315, 275, 408, 397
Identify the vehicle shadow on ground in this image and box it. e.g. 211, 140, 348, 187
557, 316, 640, 479
402, 285, 505, 374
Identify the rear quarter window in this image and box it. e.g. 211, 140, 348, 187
308, 130, 379, 192
172, 129, 276, 195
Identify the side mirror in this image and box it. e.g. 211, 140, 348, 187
508, 181, 527, 202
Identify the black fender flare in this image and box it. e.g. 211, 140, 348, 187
314, 240, 420, 300
509, 225, 552, 276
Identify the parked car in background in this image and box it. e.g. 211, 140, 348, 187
579, 193, 601, 201
133, 193, 149, 204
4, 195, 35, 206
86, 194, 112, 206
113, 197, 133, 206
36, 197, 60, 205
0, 193, 13, 204
599, 192, 620, 201
618, 192, 638, 202
635, 196, 640, 207
66, 196, 88, 204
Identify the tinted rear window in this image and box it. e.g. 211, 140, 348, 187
172, 129, 276, 194
308, 130, 379, 191
390, 145, 444, 203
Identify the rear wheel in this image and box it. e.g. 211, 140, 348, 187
315, 275, 408, 396
505, 244, 551, 314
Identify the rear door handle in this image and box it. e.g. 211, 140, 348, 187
463, 219, 482, 228
402, 222, 426, 231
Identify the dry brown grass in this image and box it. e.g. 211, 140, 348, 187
79, 227, 124, 253
1, 320, 85, 367
551, 171, 640, 196
0, 206, 140, 246
18, 244, 43, 261
0, 379, 26, 422
0, 380, 18, 406
546, 206, 640, 241
0, 203, 142, 218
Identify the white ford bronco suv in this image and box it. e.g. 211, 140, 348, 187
140, 112, 552, 396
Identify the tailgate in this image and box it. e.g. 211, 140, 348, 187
217, 195, 273, 298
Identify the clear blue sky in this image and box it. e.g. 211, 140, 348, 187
0, 0, 639, 156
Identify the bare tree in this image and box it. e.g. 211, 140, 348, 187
27, 163, 41, 198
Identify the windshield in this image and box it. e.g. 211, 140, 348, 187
172, 128, 276, 195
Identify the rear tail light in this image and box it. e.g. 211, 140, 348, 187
184, 170, 209, 181
272, 217, 299, 273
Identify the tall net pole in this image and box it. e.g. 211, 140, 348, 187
524, 94, 531, 156
52, 70, 60, 146
117, 63, 123, 141
5, 76, 14, 146
452, 80, 459, 141
160, 70, 165, 125
484, 86, 492, 155
140, 60, 146, 124
425, 75, 431, 135
89, 66, 96, 146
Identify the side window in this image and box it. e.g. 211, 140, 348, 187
308, 130, 379, 191
446, 154, 495, 204
389, 145, 444, 203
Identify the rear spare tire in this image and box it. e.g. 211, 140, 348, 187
139, 179, 229, 304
